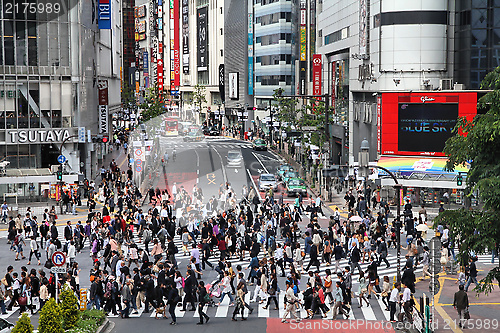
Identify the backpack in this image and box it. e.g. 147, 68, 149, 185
14, 235, 19, 246
268, 236, 276, 251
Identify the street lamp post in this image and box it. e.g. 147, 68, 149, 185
358, 140, 403, 282
269, 99, 273, 146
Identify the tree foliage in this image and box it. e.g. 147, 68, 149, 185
192, 84, 207, 111
273, 88, 298, 130
38, 298, 63, 333
139, 84, 166, 122
60, 286, 80, 330
12, 313, 33, 333
121, 81, 138, 114
436, 66, 500, 294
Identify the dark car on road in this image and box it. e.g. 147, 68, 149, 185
208, 126, 220, 136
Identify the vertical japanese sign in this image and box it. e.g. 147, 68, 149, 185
98, 0, 111, 29
309, 0, 316, 78
312, 54, 322, 96
143, 51, 149, 88
182, 0, 189, 74
98, 80, 109, 134
359, 0, 369, 56
170, 0, 180, 93
197, 7, 208, 71
248, 3, 254, 96
331, 61, 336, 114
299, 0, 307, 95
158, 42, 164, 92
219, 64, 225, 103
377, 95, 381, 154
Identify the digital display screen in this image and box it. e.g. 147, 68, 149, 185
398, 103, 458, 152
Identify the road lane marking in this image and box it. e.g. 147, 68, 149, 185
252, 152, 269, 174
210, 146, 227, 185
207, 173, 216, 185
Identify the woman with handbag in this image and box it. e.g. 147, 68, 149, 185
381, 275, 391, 311
263, 274, 278, 310
358, 271, 369, 307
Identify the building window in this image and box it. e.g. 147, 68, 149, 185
256, 12, 290, 26
196, 0, 209, 6
257, 33, 291, 46
324, 27, 349, 45
197, 70, 209, 85
256, 75, 293, 85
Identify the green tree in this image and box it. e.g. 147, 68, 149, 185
38, 298, 63, 333
273, 88, 299, 130
121, 81, 138, 115
139, 84, 166, 122
192, 84, 207, 112
436, 66, 500, 294
60, 286, 80, 330
12, 313, 33, 333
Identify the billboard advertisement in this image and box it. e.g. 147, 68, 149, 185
312, 54, 322, 96
170, 0, 180, 92
380, 92, 478, 156
248, 12, 253, 95
197, 6, 208, 71
182, 0, 189, 74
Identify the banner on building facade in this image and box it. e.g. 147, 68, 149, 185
359, 0, 369, 56
197, 6, 208, 71
248, 12, 254, 95
170, 0, 180, 92
158, 42, 164, 92
312, 54, 322, 96
219, 64, 225, 103
229, 72, 238, 99
98, 0, 111, 29
182, 0, 189, 74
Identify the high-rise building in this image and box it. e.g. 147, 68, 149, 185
0, 0, 122, 199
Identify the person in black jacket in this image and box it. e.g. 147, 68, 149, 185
143, 274, 156, 313
349, 244, 362, 275
181, 269, 196, 311
50, 221, 58, 241
167, 284, 179, 325
305, 243, 320, 272
401, 263, 416, 294
64, 221, 73, 241
196, 281, 210, 325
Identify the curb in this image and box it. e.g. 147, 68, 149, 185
96, 318, 115, 333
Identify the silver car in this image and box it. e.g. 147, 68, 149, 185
226, 150, 243, 168
258, 173, 278, 192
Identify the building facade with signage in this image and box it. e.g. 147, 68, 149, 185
0, 0, 122, 198
317, 0, 458, 169
316, 0, 500, 203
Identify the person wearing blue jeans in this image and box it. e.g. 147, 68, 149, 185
88, 276, 102, 310
218, 272, 234, 305
464, 258, 479, 292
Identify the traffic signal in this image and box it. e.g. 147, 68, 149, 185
56, 171, 62, 181
92, 135, 109, 143
457, 174, 463, 186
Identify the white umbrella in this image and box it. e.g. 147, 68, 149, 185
416, 224, 429, 232
349, 215, 363, 222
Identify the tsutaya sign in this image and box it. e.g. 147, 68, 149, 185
6, 128, 77, 144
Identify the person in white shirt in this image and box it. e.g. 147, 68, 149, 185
281, 281, 301, 323
27, 236, 41, 265
274, 244, 285, 277
388, 282, 401, 322
67, 240, 76, 265
401, 283, 412, 322
218, 271, 235, 306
